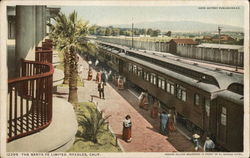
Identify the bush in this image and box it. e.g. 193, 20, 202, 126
78, 106, 111, 143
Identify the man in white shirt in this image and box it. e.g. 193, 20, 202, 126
203, 137, 215, 152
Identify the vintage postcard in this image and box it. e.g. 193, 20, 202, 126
0, 0, 249, 158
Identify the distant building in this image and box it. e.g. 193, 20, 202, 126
169, 39, 198, 54
212, 34, 235, 41
203, 36, 213, 41
196, 43, 243, 52
176, 43, 244, 66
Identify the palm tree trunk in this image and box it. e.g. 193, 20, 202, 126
63, 51, 70, 84
68, 48, 78, 104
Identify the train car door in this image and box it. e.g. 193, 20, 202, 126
119, 59, 124, 74
217, 105, 227, 146
204, 98, 210, 130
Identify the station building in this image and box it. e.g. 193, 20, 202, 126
6, 6, 78, 152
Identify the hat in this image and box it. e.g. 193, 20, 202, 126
193, 134, 200, 139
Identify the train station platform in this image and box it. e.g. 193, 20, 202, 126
76, 56, 176, 152
55, 55, 175, 152
56, 54, 202, 152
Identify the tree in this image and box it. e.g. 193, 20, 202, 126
124, 30, 132, 36
105, 27, 112, 36
152, 29, 161, 37
48, 11, 97, 104
89, 25, 98, 35
96, 27, 106, 36
119, 29, 126, 36
112, 28, 120, 36
147, 28, 153, 36
134, 29, 140, 36
166, 31, 171, 37
48, 13, 70, 84
139, 28, 147, 36
237, 39, 244, 45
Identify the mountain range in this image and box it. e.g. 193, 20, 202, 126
111, 21, 243, 32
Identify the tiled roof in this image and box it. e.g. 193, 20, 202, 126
171, 39, 198, 45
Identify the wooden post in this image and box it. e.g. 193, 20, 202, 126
115, 137, 118, 146
91, 95, 93, 102
107, 121, 109, 130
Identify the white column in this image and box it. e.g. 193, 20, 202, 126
15, 6, 36, 65
36, 6, 47, 46
42, 6, 47, 38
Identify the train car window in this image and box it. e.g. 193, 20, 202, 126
137, 67, 142, 77
162, 80, 165, 90
158, 77, 165, 90
182, 91, 186, 102
177, 85, 181, 99
128, 63, 133, 72
147, 73, 150, 81
154, 76, 157, 85
143, 71, 147, 80
143, 72, 150, 81
194, 94, 200, 106
158, 78, 161, 88
170, 84, 175, 95
150, 73, 153, 84
176, 84, 186, 102
167, 82, 170, 93
221, 107, 227, 126
150, 73, 157, 85
133, 65, 137, 74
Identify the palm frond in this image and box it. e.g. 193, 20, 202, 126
77, 106, 111, 143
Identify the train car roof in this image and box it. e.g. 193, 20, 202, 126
130, 49, 243, 89
98, 41, 243, 91
119, 53, 220, 93
217, 90, 243, 105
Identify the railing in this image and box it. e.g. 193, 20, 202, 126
7, 40, 54, 142
35, 49, 53, 63
35, 40, 53, 63
42, 42, 53, 50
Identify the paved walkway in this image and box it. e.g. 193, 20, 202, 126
55, 54, 203, 152
56, 55, 177, 152
77, 56, 177, 152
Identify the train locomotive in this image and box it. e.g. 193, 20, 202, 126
94, 41, 244, 152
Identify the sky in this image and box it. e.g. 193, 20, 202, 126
60, 6, 244, 27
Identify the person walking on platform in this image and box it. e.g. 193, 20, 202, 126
122, 115, 132, 142
117, 76, 124, 89
87, 68, 93, 80
167, 110, 176, 132
98, 82, 105, 99
193, 133, 200, 151
96, 70, 102, 83
203, 137, 215, 152
160, 111, 169, 135
138, 91, 149, 110
101, 70, 107, 85
151, 100, 159, 119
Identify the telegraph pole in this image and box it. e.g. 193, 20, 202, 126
218, 26, 222, 45
132, 18, 134, 49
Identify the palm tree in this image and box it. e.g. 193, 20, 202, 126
48, 13, 70, 84
78, 106, 111, 143
48, 11, 97, 104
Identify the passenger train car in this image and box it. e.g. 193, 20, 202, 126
94, 41, 244, 152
